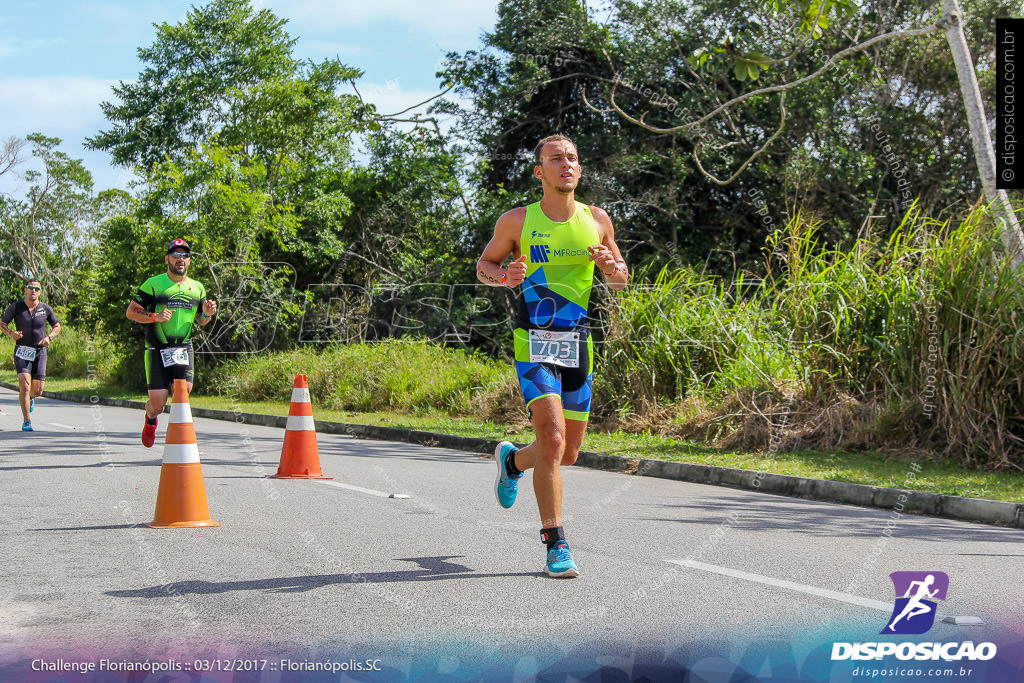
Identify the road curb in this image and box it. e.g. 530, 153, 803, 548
5, 381, 1021, 529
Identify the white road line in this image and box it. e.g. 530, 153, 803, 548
668, 560, 982, 623
48, 422, 77, 430
665, 558, 893, 613
316, 480, 411, 499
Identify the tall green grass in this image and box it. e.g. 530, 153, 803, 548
771, 207, 1024, 466
0, 324, 117, 380
597, 267, 796, 411
599, 206, 1024, 468
209, 340, 512, 415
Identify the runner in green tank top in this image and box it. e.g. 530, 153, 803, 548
477, 134, 629, 578
125, 239, 218, 447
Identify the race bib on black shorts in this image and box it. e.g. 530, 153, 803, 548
159, 346, 190, 367
14, 346, 37, 362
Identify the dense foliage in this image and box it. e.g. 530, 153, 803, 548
2, 0, 1021, 465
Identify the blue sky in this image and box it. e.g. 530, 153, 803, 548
0, 0, 499, 195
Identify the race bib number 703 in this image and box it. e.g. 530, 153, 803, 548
528, 330, 580, 368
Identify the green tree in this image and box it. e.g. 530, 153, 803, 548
88, 0, 300, 170
441, 0, 833, 269
89, 0, 366, 352
591, 0, 1024, 262
447, 0, 1021, 272
0, 134, 97, 307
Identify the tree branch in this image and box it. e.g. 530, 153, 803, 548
0, 136, 26, 181
0, 264, 27, 279
583, 20, 944, 135
692, 93, 788, 186
340, 247, 408, 283
350, 81, 454, 120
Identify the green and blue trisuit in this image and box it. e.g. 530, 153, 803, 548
513, 201, 599, 421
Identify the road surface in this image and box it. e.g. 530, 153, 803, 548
1, 388, 1021, 681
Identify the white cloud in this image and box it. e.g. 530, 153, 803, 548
302, 40, 369, 57
262, 0, 498, 40
0, 76, 115, 137
71, 1, 192, 33
0, 76, 124, 194
355, 80, 444, 116
0, 36, 65, 59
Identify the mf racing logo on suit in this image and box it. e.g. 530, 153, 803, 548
882, 571, 948, 635
552, 247, 590, 257
529, 244, 551, 263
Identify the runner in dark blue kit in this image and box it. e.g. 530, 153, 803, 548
0, 279, 62, 431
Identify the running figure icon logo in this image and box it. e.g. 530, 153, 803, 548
881, 571, 949, 635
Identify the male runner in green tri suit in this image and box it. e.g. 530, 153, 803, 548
477, 134, 628, 577
125, 239, 217, 447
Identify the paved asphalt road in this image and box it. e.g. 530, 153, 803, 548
1, 388, 1022, 681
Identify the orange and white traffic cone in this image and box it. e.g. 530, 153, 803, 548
270, 374, 331, 479
147, 379, 220, 528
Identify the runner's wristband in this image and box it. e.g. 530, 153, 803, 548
150, 313, 157, 323
500, 270, 507, 286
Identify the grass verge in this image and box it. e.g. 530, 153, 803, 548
4, 372, 1022, 504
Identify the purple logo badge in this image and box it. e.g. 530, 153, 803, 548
881, 571, 949, 635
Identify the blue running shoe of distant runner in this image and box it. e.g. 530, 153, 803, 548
30, 397, 35, 412
22, 420, 33, 432
494, 440, 523, 509
545, 540, 579, 578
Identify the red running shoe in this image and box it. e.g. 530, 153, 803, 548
141, 417, 157, 448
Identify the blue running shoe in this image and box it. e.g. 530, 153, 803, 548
545, 540, 579, 578
30, 397, 35, 413
494, 440, 523, 509
22, 420, 33, 432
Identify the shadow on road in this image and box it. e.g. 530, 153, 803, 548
30, 524, 139, 531
105, 555, 538, 596
639, 498, 1024, 544
0, 460, 161, 471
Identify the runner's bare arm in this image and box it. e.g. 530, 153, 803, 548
589, 206, 628, 291
0, 321, 21, 340
197, 299, 217, 326
40, 322, 61, 346
477, 207, 528, 287
126, 300, 171, 323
